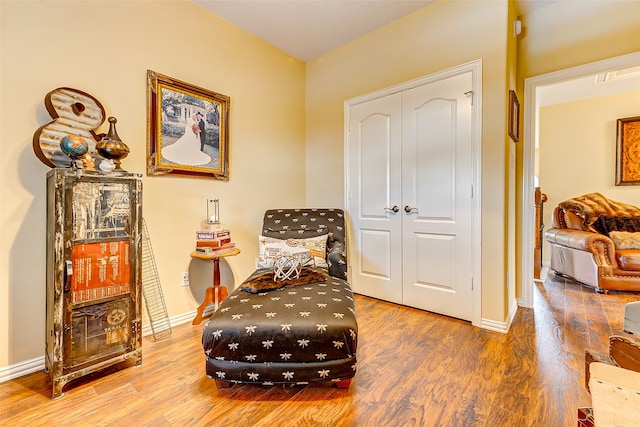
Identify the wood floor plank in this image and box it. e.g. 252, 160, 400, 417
581, 285, 612, 350
2, 273, 638, 426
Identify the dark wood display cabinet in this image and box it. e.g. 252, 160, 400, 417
45, 168, 142, 399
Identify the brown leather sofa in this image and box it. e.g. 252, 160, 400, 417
544, 193, 640, 292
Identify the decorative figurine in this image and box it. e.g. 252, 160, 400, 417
96, 117, 129, 170
81, 153, 95, 170
60, 134, 89, 169
98, 159, 116, 172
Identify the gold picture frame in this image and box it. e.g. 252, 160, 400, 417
508, 90, 520, 142
146, 70, 230, 180
616, 115, 640, 185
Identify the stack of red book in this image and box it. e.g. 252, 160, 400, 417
195, 229, 236, 254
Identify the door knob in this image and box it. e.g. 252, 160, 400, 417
404, 205, 418, 213
384, 205, 400, 213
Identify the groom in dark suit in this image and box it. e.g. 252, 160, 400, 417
196, 112, 206, 151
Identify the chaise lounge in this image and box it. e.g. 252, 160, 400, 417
201, 209, 358, 388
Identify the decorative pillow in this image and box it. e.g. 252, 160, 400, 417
239, 268, 327, 294
592, 216, 640, 235
609, 231, 640, 250
256, 234, 328, 270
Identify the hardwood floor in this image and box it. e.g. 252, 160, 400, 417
2, 274, 639, 427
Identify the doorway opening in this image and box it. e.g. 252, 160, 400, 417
520, 51, 640, 308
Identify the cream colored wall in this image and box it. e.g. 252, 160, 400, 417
305, 0, 510, 324
515, 0, 640, 298
519, 1, 640, 79
5, 0, 634, 375
539, 91, 640, 264
0, 0, 306, 368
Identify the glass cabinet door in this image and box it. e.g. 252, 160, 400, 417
62, 176, 137, 369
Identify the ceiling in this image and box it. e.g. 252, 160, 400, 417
193, 0, 435, 62
192, 1, 562, 62
193, 0, 640, 105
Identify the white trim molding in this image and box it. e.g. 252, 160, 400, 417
1, 308, 212, 383
481, 318, 509, 334
0, 356, 46, 383
481, 298, 518, 334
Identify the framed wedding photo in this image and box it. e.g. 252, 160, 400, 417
508, 90, 520, 142
146, 70, 230, 180
615, 115, 640, 185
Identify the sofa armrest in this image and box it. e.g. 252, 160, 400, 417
545, 228, 617, 270
327, 241, 347, 280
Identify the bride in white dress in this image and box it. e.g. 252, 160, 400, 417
162, 114, 211, 166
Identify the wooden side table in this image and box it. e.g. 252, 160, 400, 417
190, 248, 241, 325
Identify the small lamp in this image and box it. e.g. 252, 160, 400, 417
207, 198, 220, 224
201, 198, 228, 232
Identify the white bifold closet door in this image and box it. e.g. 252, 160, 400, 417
347, 70, 475, 321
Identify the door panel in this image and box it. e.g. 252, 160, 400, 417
360, 114, 390, 217
414, 99, 455, 220
415, 232, 455, 290
348, 94, 402, 304
402, 72, 474, 321
359, 229, 392, 278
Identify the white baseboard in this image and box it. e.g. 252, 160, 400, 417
480, 318, 508, 333
0, 356, 46, 383
1, 308, 210, 383
480, 299, 518, 334
507, 299, 518, 330
2, 303, 518, 382
533, 266, 549, 283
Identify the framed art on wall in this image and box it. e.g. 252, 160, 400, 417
146, 70, 230, 180
616, 115, 640, 185
508, 90, 520, 142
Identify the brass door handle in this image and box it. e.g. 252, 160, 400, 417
384, 205, 400, 213
404, 205, 418, 213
